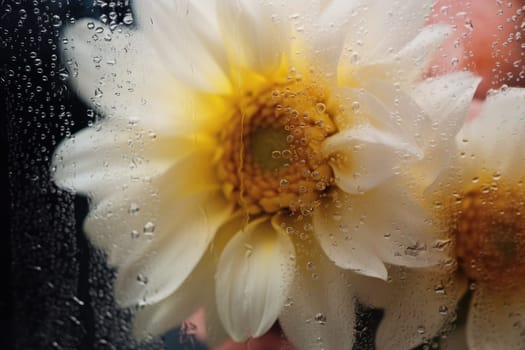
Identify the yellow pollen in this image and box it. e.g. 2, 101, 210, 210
452, 184, 525, 290
218, 81, 337, 215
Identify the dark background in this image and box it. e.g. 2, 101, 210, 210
1, 1, 169, 349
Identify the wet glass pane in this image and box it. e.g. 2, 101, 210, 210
4, 1, 525, 350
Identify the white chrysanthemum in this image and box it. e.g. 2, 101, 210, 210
369, 89, 525, 350
53, 0, 477, 346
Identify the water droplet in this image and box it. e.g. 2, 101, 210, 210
314, 313, 327, 325
137, 274, 148, 285
72, 296, 85, 306
130, 230, 140, 239
58, 68, 69, 81
315, 181, 327, 191
439, 305, 449, 315
128, 203, 140, 215
315, 103, 326, 114
405, 241, 427, 256
143, 222, 155, 235
52, 14, 62, 28
244, 243, 254, 258
332, 212, 342, 221
123, 12, 134, 25
94, 88, 103, 98
433, 283, 445, 294
432, 239, 452, 251
350, 52, 360, 64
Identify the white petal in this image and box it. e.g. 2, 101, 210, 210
62, 20, 171, 120
414, 72, 481, 133
323, 124, 422, 193
467, 285, 525, 350
355, 181, 445, 268
113, 187, 233, 306
216, 0, 290, 75
82, 150, 232, 305
215, 216, 295, 341
279, 242, 356, 350
62, 19, 229, 136
337, 4, 442, 85
345, 0, 434, 62
51, 119, 208, 202
376, 267, 467, 350
134, 0, 231, 93
313, 192, 388, 280
315, 182, 445, 276
311, 0, 361, 72
458, 88, 525, 181
335, 81, 428, 150
396, 25, 453, 71
409, 72, 480, 187
132, 252, 214, 338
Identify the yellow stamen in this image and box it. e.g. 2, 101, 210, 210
451, 183, 525, 290
218, 81, 337, 215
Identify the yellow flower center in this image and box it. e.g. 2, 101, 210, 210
451, 183, 525, 290
218, 81, 337, 215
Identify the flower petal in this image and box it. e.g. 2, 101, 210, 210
395, 24, 452, 74
279, 240, 356, 350
216, 0, 290, 75
341, 24, 448, 86
112, 186, 233, 306
132, 252, 214, 338
311, 0, 362, 72
62, 19, 229, 135
467, 285, 525, 350
62, 20, 169, 119
414, 71, 481, 134
51, 119, 209, 202
82, 149, 232, 306
134, 0, 231, 93
458, 88, 525, 181
215, 216, 295, 341
376, 267, 467, 350
409, 72, 480, 186
315, 182, 445, 277
345, 0, 434, 62
356, 185, 444, 269
313, 191, 388, 279
323, 124, 421, 194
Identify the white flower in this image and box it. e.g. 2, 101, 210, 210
369, 88, 525, 350
53, 0, 477, 347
